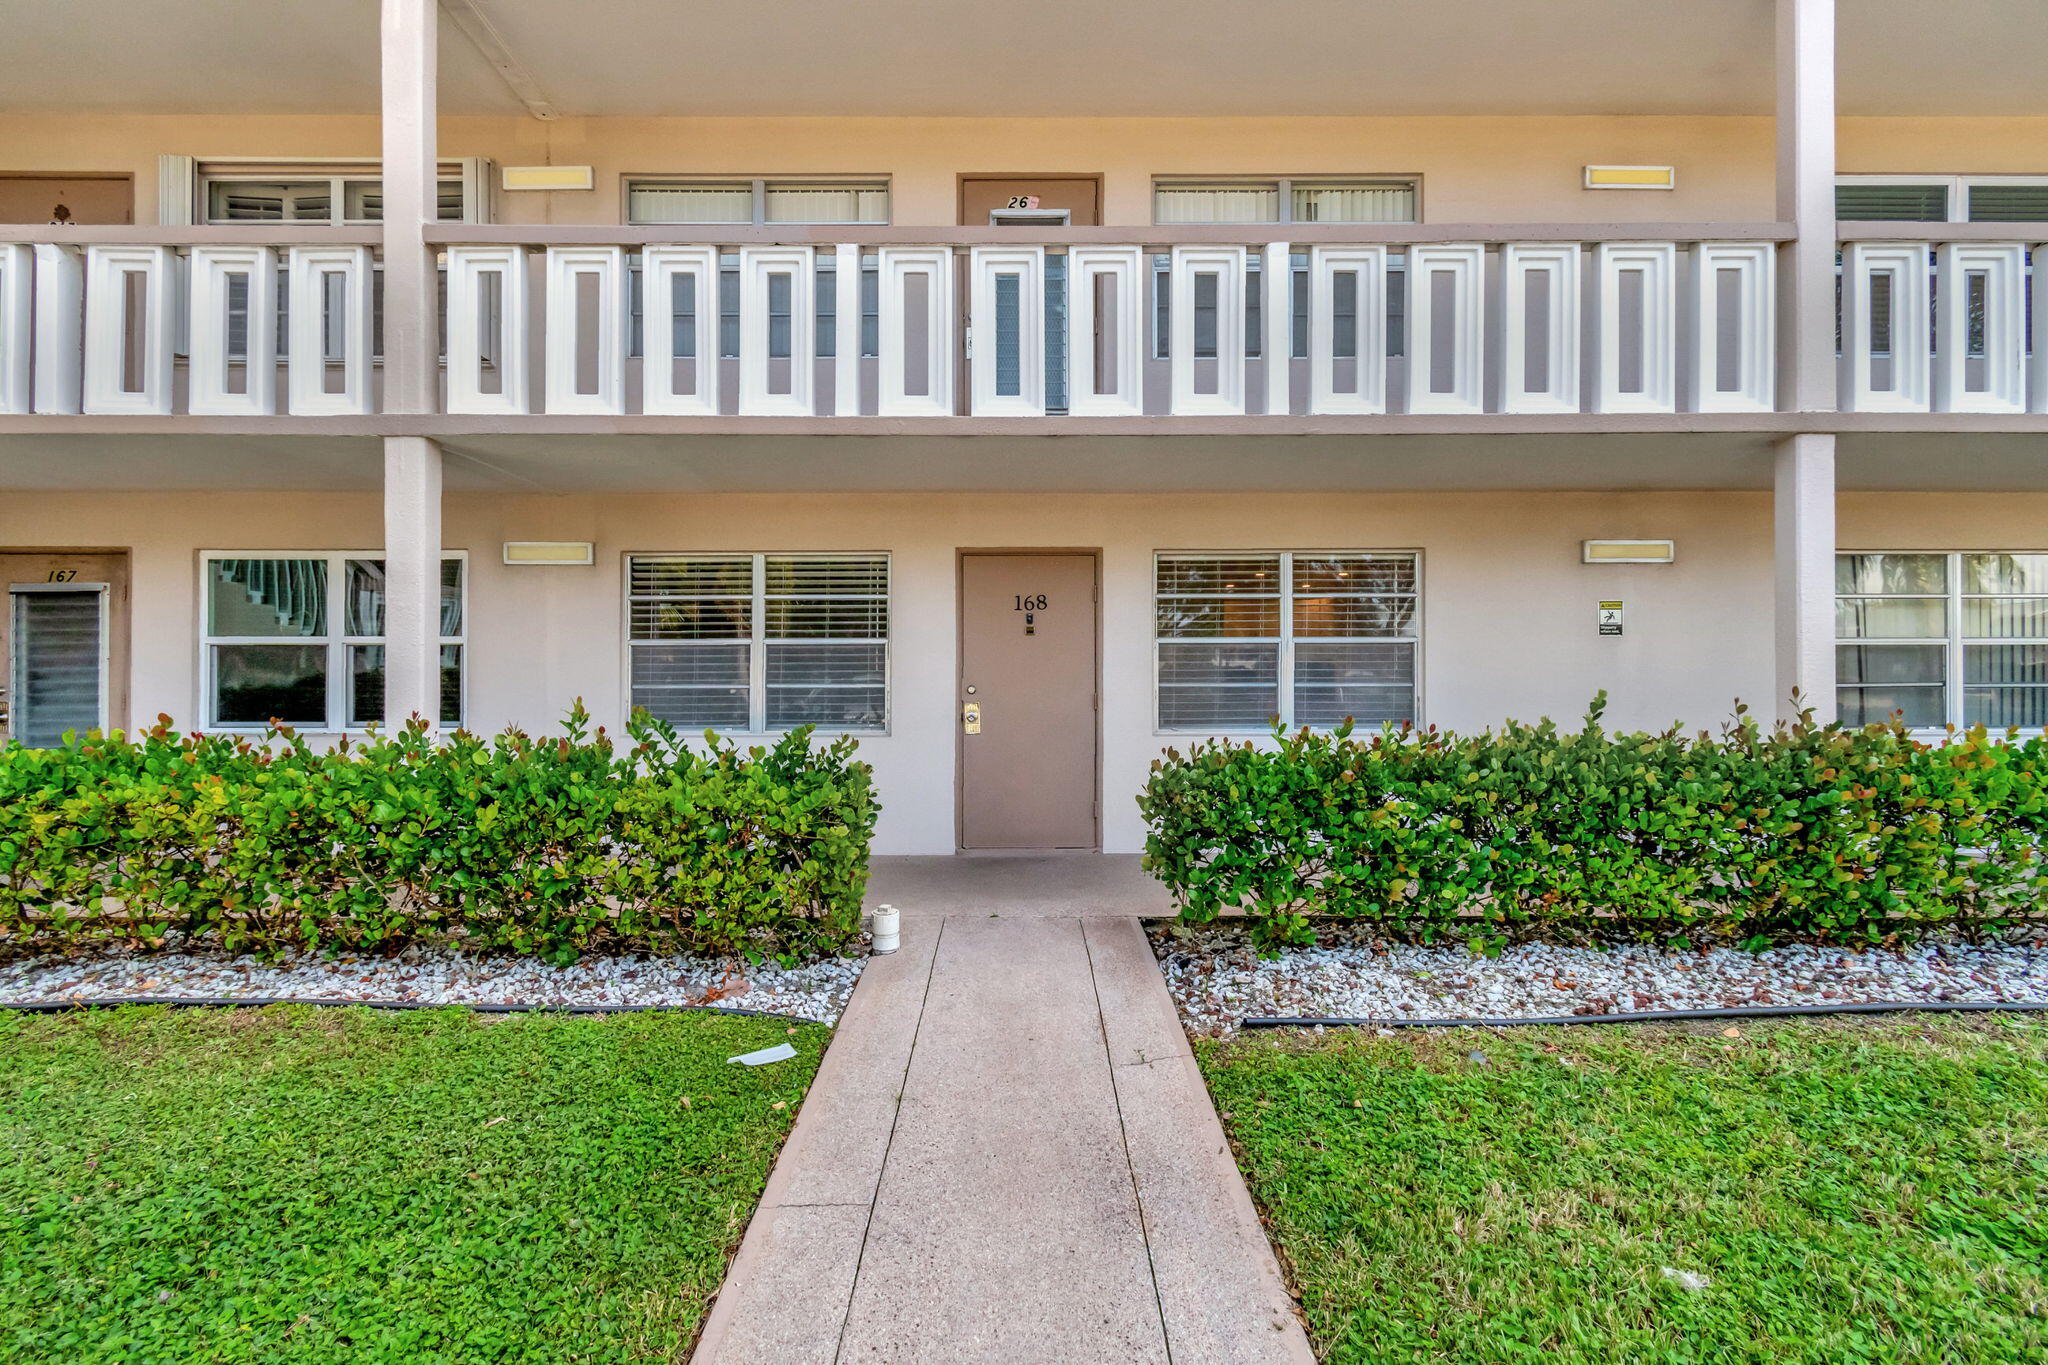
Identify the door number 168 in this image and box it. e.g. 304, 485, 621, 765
1013, 594, 1047, 611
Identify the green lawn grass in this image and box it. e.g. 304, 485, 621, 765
1199, 1017, 2048, 1365
0, 1004, 826, 1363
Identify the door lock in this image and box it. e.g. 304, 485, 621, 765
961, 701, 981, 735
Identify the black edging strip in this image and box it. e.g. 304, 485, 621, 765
1241, 1000, 2048, 1030
0, 995, 819, 1022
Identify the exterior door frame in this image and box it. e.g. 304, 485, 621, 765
954, 547, 1103, 853
7, 581, 111, 742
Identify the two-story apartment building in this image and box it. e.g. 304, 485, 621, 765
3, 0, 2046, 854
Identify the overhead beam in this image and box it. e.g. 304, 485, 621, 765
440, 0, 560, 121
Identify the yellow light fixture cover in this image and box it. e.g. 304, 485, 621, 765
503, 541, 594, 565
500, 165, 594, 192
1583, 539, 1676, 563
1584, 165, 1677, 190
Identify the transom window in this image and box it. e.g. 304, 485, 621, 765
1152, 178, 1418, 226
628, 554, 888, 733
1155, 552, 1419, 732
626, 179, 890, 226
1835, 175, 2048, 223
1837, 552, 2048, 730
203, 172, 465, 225
202, 553, 464, 730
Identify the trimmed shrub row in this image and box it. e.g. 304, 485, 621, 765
0, 706, 877, 963
1138, 695, 2048, 952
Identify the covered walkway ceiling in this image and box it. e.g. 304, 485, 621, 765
4, 0, 2046, 119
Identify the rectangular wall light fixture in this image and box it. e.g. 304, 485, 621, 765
1584, 165, 1676, 190
1583, 539, 1676, 563
501, 165, 594, 192
503, 541, 594, 565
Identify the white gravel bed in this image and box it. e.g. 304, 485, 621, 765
0, 941, 865, 1025
1154, 925, 2048, 1036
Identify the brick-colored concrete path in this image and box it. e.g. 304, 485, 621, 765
691, 876, 1313, 1364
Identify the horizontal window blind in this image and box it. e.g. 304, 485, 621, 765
1837, 551, 2048, 730
1156, 552, 1418, 732
629, 553, 888, 732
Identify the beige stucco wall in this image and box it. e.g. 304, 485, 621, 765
5, 486, 1784, 853
4, 112, 2047, 227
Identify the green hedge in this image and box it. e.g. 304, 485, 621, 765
0, 706, 877, 963
1139, 695, 2048, 952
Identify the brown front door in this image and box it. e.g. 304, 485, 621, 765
1, 551, 130, 746
958, 552, 1099, 850
0, 176, 133, 225
958, 176, 1102, 226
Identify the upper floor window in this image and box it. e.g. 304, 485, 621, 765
1836, 175, 2048, 223
626, 179, 890, 226
1153, 178, 1418, 226
201, 164, 467, 225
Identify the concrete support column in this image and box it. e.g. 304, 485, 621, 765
1775, 0, 1837, 413
1775, 433, 1836, 723
383, 436, 444, 729
380, 0, 438, 415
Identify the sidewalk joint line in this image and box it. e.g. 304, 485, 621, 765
831, 914, 946, 1365
1083, 918, 1177, 1365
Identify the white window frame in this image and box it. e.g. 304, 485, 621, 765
1151, 176, 1422, 226
1152, 549, 1422, 734
623, 177, 892, 226
622, 551, 891, 735
1835, 548, 2048, 734
196, 159, 479, 226
199, 550, 466, 733
1834, 174, 2048, 223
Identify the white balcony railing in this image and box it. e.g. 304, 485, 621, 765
5, 223, 2040, 420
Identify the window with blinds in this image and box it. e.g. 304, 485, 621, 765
201, 553, 463, 730
204, 176, 464, 225
1153, 178, 1417, 226
1835, 177, 2048, 223
629, 553, 888, 732
1155, 552, 1418, 731
1837, 551, 2048, 730
627, 179, 890, 226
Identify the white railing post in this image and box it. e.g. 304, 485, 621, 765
1592, 242, 1677, 413
286, 246, 375, 416
543, 245, 626, 415
1306, 245, 1387, 415
445, 245, 530, 415
1838, 242, 1930, 412
1168, 245, 1247, 416
82, 244, 175, 415
188, 245, 277, 417
1262, 241, 1291, 416
834, 243, 861, 416
1405, 244, 1486, 415
1066, 246, 1142, 418
0, 245, 29, 414
876, 246, 953, 417
738, 246, 816, 416
1690, 242, 1776, 412
1934, 242, 2027, 414
969, 246, 1045, 417
1498, 243, 1581, 414
30, 244, 83, 415
641, 244, 717, 417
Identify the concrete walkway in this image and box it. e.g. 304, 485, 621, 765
692, 890, 1312, 1364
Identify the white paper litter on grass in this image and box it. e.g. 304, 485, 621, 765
727, 1042, 798, 1067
